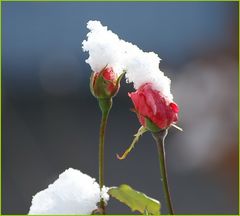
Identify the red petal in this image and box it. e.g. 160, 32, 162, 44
170, 102, 179, 113
102, 67, 117, 81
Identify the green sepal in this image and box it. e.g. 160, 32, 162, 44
145, 117, 161, 132
89, 71, 96, 96
117, 126, 148, 160
94, 70, 113, 98
116, 70, 126, 87
108, 184, 161, 215
131, 108, 161, 132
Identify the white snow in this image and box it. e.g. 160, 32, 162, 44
82, 20, 173, 100
82, 20, 125, 76
121, 41, 173, 100
28, 168, 109, 215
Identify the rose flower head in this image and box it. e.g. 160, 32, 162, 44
82, 20, 125, 99
90, 66, 123, 98
123, 46, 180, 132
129, 83, 179, 131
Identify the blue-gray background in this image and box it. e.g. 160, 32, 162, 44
2, 2, 238, 214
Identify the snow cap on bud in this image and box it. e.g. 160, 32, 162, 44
90, 66, 124, 99
82, 20, 125, 76
82, 21, 126, 100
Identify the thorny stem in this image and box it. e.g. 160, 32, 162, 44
152, 129, 175, 215
98, 98, 112, 214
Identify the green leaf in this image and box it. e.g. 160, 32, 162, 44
108, 184, 161, 215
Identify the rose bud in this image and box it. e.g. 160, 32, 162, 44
90, 66, 124, 99
129, 83, 179, 132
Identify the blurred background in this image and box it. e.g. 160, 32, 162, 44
2, 2, 238, 214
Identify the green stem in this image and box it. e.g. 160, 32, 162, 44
152, 130, 174, 215
98, 98, 112, 214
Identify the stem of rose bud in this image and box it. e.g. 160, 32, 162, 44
98, 98, 112, 214
152, 129, 175, 215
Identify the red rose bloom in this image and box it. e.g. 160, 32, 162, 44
90, 66, 120, 98
129, 83, 179, 130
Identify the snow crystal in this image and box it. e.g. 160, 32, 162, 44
28, 168, 109, 215
82, 20, 173, 100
